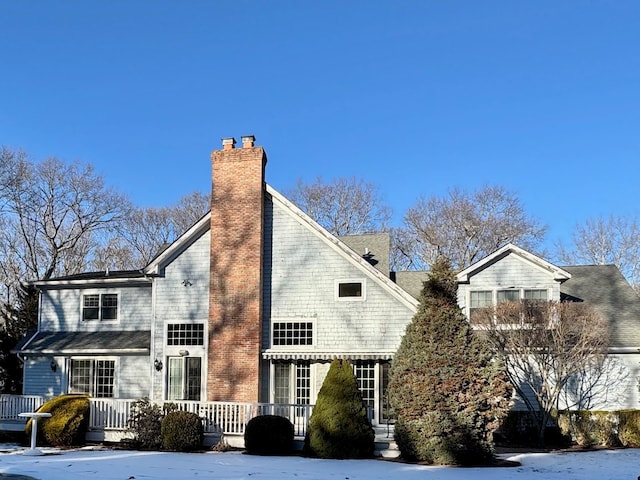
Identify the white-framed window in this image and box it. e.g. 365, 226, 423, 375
167, 356, 202, 401
468, 288, 550, 325
167, 323, 205, 346
353, 361, 375, 411
272, 361, 311, 410
272, 320, 314, 347
82, 293, 118, 321
335, 279, 366, 301
469, 290, 493, 323
69, 358, 116, 397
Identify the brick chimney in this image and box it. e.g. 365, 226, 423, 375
208, 135, 266, 402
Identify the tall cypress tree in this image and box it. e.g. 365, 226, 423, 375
0, 283, 38, 393
388, 257, 511, 465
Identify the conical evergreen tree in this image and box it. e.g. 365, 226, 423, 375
388, 257, 512, 465
0, 283, 38, 393
304, 359, 374, 458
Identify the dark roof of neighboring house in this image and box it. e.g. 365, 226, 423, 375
15, 331, 151, 354
560, 265, 640, 348
393, 271, 429, 300
39, 270, 147, 281
338, 233, 390, 276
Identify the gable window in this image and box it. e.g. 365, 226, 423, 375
69, 358, 115, 397
167, 356, 202, 401
469, 288, 550, 326
168, 324, 204, 346
336, 279, 366, 301
272, 321, 313, 347
82, 293, 118, 321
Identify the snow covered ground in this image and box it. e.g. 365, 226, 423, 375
0, 445, 637, 480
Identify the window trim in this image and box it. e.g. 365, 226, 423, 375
167, 323, 205, 346
467, 287, 551, 328
335, 278, 366, 301
81, 291, 120, 322
166, 355, 203, 401
271, 319, 315, 349
68, 357, 117, 398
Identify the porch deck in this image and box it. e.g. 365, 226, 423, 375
0, 395, 395, 455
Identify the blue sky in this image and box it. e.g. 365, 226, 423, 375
1, 1, 639, 249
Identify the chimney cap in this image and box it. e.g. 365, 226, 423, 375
221, 137, 236, 149
241, 135, 256, 147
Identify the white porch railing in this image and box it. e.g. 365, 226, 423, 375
88, 398, 314, 437
0, 395, 314, 438
0, 394, 45, 420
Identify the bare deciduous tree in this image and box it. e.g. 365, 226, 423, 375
555, 215, 640, 291
0, 151, 128, 304
473, 300, 612, 445
172, 191, 210, 235
287, 177, 392, 236
399, 185, 547, 271
105, 191, 212, 269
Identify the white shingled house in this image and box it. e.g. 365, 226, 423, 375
7, 136, 640, 444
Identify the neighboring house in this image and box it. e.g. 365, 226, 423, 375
13, 136, 640, 429
456, 243, 640, 410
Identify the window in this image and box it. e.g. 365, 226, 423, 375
469, 288, 550, 326
82, 293, 118, 321
272, 361, 311, 412
167, 324, 204, 346
272, 321, 313, 347
336, 279, 366, 300
354, 361, 375, 413
524, 289, 548, 300
497, 290, 520, 303
469, 290, 492, 323
167, 357, 201, 401
339, 282, 362, 298
69, 359, 115, 397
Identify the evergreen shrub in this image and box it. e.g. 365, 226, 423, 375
304, 359, 374, 459
26, 394, 90, 447
387, 258, 512, 465
244, 415, 294, 455
127, 398, 176, 450
161, 410, 203, 452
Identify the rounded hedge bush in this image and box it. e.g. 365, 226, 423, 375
25, 394, 90, 447
161, 410, 203, 452
244, 415, 294, 455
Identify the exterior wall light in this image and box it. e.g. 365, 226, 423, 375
154, 358, 163, 371
50, 359, 57, 372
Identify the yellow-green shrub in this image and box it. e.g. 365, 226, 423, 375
557, 410, 620, 448
618, 410, 640, 447
26, 394, 90, 447
161, 411, 203, 452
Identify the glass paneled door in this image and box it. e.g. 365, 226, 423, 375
167, 356, 202, 401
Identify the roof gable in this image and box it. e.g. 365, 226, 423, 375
457, 243, 572, 284
144, 212, 211, 275
142, 184, 418, 311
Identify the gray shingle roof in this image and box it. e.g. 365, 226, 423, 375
338, 233, 390, 276
16, 331, 151, 354
560, 265, 640, 348
393, 271, 429, 300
